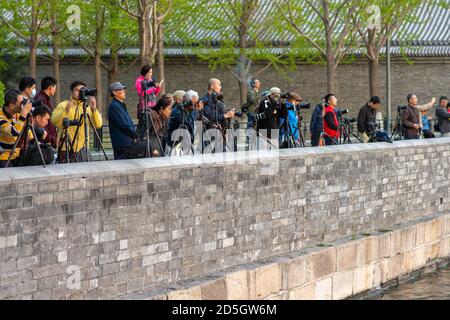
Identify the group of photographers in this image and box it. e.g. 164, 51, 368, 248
0, 76, 102, 168
2, 67, 450, 167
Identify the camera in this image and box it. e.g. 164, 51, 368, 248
230, 109, 243, 118
141, 79, 156, 91
79, 87, 97, 101
342, 117, 357, 124
62, 118, 80, 129
22, 98, 45, 115
336, 108, 349, 118
298, 103, 311, 110
397, 105, 408, 112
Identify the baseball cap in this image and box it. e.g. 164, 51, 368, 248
109, 82, 127, 93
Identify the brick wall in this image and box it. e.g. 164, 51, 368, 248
36, 57, 450, 122
1, 138, 450, 299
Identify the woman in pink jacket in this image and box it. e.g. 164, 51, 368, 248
135, 64, 161, 120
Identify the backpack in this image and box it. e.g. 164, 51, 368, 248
21, 143, 55, 166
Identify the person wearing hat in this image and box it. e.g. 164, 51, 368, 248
108, 82, 139, 160
254, 87, 282, 140
279, 92, 302, 148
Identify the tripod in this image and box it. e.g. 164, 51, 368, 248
6, 114, 46, 167
140, 88, 164, 158
337, 119, 363, 144
70, 100, 108, 162
56, 121, 78, 163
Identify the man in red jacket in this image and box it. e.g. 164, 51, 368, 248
35, 76, 58, 148
323, 93, 340, 145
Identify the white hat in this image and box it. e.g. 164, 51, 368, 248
270, 87, 281, 95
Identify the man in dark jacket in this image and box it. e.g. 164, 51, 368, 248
201, 78, 235, 131
357, 96, 380, 143
107, 82, 138, 160
310, 98, 326, 147
402, 94, 436, 140
241, 78, 261, 126
255, 87, 281, 140
35, 76, 58, 148
436, 96, 450, 137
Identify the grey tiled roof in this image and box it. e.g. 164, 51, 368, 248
4, 1, 450, 58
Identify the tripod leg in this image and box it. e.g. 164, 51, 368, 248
87, 113, 108, 161
29, 125, 47, 167
5, 125, 26, 167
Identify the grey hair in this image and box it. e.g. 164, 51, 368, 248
183, 90, 199, 102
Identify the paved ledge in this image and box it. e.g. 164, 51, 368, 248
1, 137, 450, 184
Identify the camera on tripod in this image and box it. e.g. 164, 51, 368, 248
22, 98, 44, 115
141, 79, 156, 91
342, 117, 357, 124
79, 87, 97, 101
336, 109, 349, 118
62, 118, 80, 129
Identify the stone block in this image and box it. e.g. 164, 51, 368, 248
99, 231, 116, 243
201, 278, 227, 300
372, 258, 388, 287
353, 265, 373, 295
387, 253, 403, 280
167, 286, 202, 300
332, 270, 354, 300
254, 263, 282, 299
289, 283, 315, 300
412, 245, 428, 270
442, 215, 450, 237
439, 236, 450, 258
225, 270, 249, 300
309, 247, 336, 280
390, 228, 414, 255
336, 241, 360, 272
314, 277, 332, 300
360, 237, 378, 264
17, 256, 39, 271
284, 255, 308, 290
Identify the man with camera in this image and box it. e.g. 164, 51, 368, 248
322, 94, 341, 145
51, 81, 102, 162
167, 90, 204, 155
36, 76, 58, 148
201, 78, 235, 131
0, 89, 33, 168
356, 96, 390, 143
254, 87, 282, 140
278, 92, 307, 147
401, 94, 436, 140
436, 96, 450, 137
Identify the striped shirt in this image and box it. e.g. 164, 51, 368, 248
0, 107, 27, 160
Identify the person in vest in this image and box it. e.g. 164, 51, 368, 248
323, 93, 340, 145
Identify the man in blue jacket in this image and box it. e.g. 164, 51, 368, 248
108, 82, 138, 160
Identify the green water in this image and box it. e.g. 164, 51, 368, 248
368, 265, 450, 300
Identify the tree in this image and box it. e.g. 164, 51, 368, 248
175, 0, 291, 105
354, 1, 422, 97
275, 0, 360, 94
119, 0, 172, 65
0, 0, 49, 78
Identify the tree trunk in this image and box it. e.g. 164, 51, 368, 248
368, 55, 380, 97
157, 23, 165, 94
29, 41, 37, 79
238, 76, 247, 108
94, 51, 103, 117
139, 15, 148, 66
106, 51, 119, 109
325, 31, 336, 94
52, 39, 61, 105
